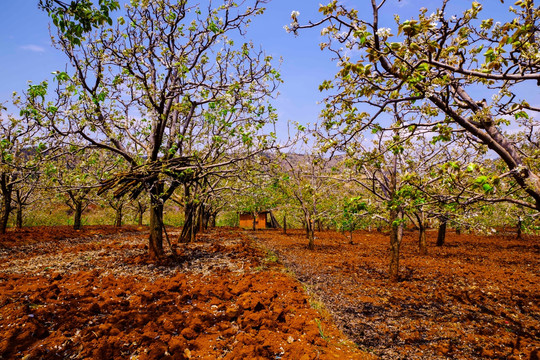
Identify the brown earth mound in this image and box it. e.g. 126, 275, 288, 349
0, 225, 143, 247
0, 227, 372, 359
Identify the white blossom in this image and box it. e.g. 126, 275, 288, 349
376, 27, 392, 38
321, 27, 330, 36
291, 10, 300, 19
338, 31, 348, 40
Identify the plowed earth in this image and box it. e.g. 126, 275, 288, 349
0, 226, 370, 360
255, 229, 540, 360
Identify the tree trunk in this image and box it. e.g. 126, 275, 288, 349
137, 202, 145, 225
0, 175, 12, 234
199, 204, 204, 233
417, 212, 427, 255
306, 214, 314, 250
16, 203, 23, 228
191, 204, 197, 242
0, 195, 11, 234
516, 217, 522, 239
252, 212, 257, 231
283, 215, 287, 235
114, 203, 123, 227
138, 210, 143, 225
14, 190, 23, 229
148, 186, 164, 259
418, 223, 427, 255
389, 209, 403, 282
73, 201, 83, 230
179, 202, 195, 243
436, 217, 447, 247
210, 212, 217, 228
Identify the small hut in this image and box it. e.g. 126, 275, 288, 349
239, 211, 281, 229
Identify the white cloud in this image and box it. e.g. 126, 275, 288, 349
20, 44, 45, 53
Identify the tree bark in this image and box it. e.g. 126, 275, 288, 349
179, 202, 194, 243
436, 217, 447, 247
73, 200, 83, 230
516, 217, 522, 239
417, 212, 427, 255
0, 174, 12, 234
389, 209, 403, 282
138, 210, 144, 225
136, 201, 146, 225
306, 214, 314, 250
16, 204, 23, 229
148, 185, 164, 259
418, 223, 427, 255
252, 212, 257, 231
199, 203, 204, 233
0, 195, 11, 234
114, 203, 123, 227
210, 212, 217, 228
15, 190, 23, 229
283, 214, 287, 235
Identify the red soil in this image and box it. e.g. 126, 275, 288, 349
0, 226, 371, 359
0, 225, 143, 247
255, 229, 540, 359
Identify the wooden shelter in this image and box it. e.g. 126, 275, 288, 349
239, 211, 281, 229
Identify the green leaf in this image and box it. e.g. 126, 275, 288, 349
514, 111, 529, 119
475, 175, 488, 184
482, 183, 493, 193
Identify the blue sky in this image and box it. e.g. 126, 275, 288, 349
1, 1, 536, 137
0, 1, 334, 129
0, 1, 421, 129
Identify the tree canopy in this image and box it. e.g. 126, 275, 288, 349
290, 0, 540, 210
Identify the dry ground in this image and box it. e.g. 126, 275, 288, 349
0, 226, 370, 360
254, 228, 540, 360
